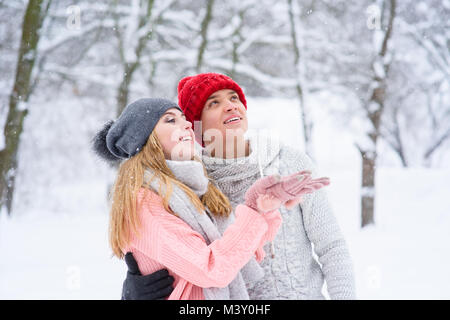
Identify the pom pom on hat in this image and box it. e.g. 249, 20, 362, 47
92, 120, 121, 165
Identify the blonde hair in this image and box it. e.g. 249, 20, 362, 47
109, 131, 232, 258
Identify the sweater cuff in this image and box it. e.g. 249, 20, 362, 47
235, 204, 266, 224
234, 204, 267, 229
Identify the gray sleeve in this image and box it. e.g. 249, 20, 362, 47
287, 148, 357, 299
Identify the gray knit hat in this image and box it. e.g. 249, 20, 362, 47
92, 98, 182, 163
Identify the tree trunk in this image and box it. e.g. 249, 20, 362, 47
114, 0, 155, 116
0, 0, 50, 215
116, 62, 139, 116
230, 7, 246, 79
196, 0, 215, 73
360, 149, 376, 227
359, 0, 396, 228
287, 0, 313, 157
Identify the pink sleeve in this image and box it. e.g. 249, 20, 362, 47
254, 210, 282, 262
132, 190, 269, 288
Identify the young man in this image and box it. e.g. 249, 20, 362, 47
121, 73, 356, 300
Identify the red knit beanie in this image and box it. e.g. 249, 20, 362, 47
177, 73, 247, 125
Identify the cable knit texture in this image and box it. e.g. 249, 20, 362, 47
201, 134, 356, 300
124, 159, 282, 300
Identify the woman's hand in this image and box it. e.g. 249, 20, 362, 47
244, 171, 330, 213
272, 171, 330, 210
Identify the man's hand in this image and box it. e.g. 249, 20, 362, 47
121, 252, 174, 300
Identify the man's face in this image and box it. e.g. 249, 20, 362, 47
200, 89, 248, 147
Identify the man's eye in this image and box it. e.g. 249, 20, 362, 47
209, 101, 218, 108
231, 95, 238, 100
166, 118, 175, 123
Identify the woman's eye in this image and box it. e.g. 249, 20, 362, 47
231, 95, 238, 101
166, 118, 175, 123
209, 101, 218, 108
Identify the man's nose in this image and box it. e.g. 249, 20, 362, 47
224, 101, 237, 112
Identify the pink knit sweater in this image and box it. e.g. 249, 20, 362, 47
124, 187, 282, 300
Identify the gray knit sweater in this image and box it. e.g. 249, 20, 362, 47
201, 134, 356, 300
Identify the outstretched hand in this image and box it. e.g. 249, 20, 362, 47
244, 171, 330, 213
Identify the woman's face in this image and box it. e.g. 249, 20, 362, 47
200, 89, 248, 147
154, 108, 195, 161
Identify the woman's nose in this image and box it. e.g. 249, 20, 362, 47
184, 119, 192, 129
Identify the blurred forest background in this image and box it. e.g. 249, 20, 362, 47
1, 0, 449, 223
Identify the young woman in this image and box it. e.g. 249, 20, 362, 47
93, 98, 328, 300
122, 73, 356, 300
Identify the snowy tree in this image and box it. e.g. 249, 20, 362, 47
287, 0, 314, 157
311, 0, 399, 228
195, 0, 215, 73
112, 0, 178, 115
381, 0, 450, 167
0, 0, 51, 215
0, 0, 118, 214
355, 0, 397, 227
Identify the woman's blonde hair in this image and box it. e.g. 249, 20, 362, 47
109, 131, 232, 258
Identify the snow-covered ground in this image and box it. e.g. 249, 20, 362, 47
1, 97, 449, 299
